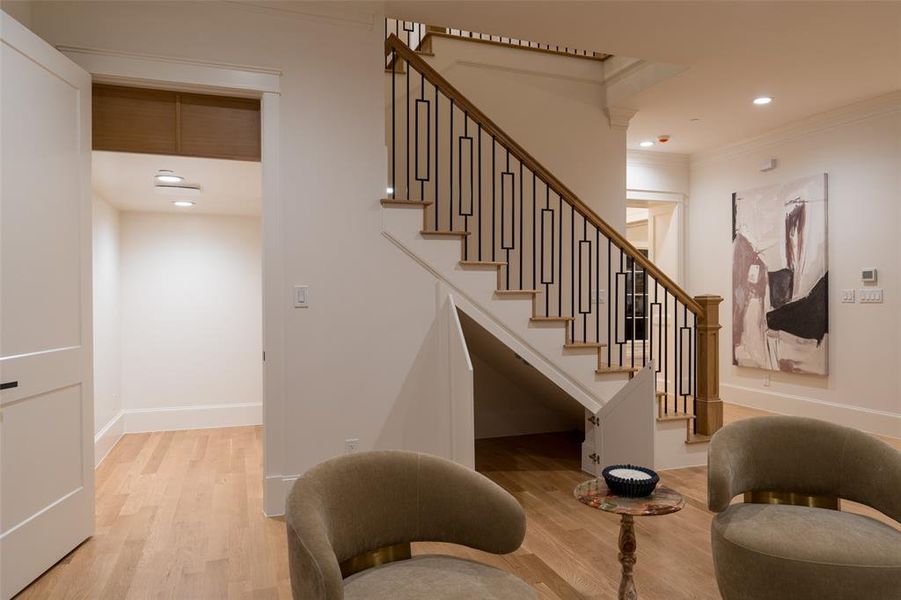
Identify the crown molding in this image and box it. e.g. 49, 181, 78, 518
605, 106, 638, 129
221, 1, 377, 29
627, 149, 689, 168
691, 90, 901, 167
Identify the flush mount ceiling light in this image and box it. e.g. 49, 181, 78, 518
753, 96, 773, 105
172, 200, 195, 208
639, 141, 654, 148
154, 169, 185, 184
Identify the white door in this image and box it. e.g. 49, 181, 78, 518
0, 13, 94, 599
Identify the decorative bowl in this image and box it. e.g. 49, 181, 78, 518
601, 464, 659, 497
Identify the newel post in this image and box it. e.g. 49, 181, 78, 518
694, 295, 724, 436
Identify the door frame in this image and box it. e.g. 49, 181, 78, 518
58, 45, 286, 516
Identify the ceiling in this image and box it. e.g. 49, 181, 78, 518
92, 151, 261, 216
386, 1, 901, 154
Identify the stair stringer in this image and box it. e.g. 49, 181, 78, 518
382, 206, 630, 414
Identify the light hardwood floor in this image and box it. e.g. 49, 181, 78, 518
16, 404, 898, 599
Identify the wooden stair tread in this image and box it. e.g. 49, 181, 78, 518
495, 289, 540, 295
530, 316, 575, 322
459, 260, 505, 267
595, 364, 640, 374
563, 342, 607, 349
656, 414, 695, 423
380, 198, 432, 207
420, 229, 470, 236
685, 432, 711, 445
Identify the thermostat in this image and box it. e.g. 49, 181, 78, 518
862, 268, 877, 284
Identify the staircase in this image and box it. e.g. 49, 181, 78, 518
381, 26, 723, 471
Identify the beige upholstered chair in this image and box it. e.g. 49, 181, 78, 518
708, 416, 901, 600
285, 450, 536, 600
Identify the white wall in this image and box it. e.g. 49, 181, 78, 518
27, 1, 467, 514
0, 0, 32, 29
687, 94, 901, 435
92, 194, 123, 464
118, 212, 262, 430
426, 35, 627, 230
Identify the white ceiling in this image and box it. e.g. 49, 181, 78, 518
92, 151, 261, 216
386, 1, 901, 154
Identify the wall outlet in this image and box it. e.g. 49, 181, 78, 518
859, 288, 884, 304
840, 289, 855, 303
344, 438, 360, 453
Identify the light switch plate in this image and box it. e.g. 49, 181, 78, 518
859, 288, 884, 304
590, 289, 607, 304
841, 289, 855, 303
294, 285, 309, 308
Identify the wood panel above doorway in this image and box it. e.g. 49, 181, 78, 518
92, 84, 261, 161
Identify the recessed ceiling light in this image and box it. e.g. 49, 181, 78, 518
639, 141, 654, 148
172, 200, 195, 207
753, 96, 773, 105
155, 169, 184, 184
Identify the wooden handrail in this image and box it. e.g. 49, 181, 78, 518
424, 27, 610, 62
385, 34, 703, 315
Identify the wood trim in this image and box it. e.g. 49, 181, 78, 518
386, 35, 702, 315
92, 83, 261, 161
422, 31, 610, 62
694, 295, 724, 436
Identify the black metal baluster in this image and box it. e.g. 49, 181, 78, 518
618, 247, 624, 366
532, 172, 537, 291
405, 48, 410, 200
683, 304, 689, 414
503, 149, 513, 290
391, 49, 396, 199
571, 200, 575, 322
492, 137, 496, 262
434, 82, 439, 229
417, 72, 427, 202
558, 192, 563, 317
449, 99, 453, 231
584, 219, 590, 342
630, 255, 635, 370
664, 291, 669, 414
607, 238, 612, 367
595, 228, 600, 344
673, 302, 682, 413
519, 159, 523, 290
478, 124, 482, 261
643, 267, 648, 367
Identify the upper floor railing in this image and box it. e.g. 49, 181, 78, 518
385, 18, 610, 62
384, 34, 722, 436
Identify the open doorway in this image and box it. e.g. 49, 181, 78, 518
91, 85, 263, 465
456, 310, 587, 478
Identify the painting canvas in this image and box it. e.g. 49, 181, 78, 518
732, 174, 828, 375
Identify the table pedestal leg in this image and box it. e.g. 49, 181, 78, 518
617, 514, 637, 600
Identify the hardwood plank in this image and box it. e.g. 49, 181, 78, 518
18, 407, 898, 599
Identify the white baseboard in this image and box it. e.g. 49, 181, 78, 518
722, 383, 900, 439
94, 410, 125, 467
264, 474, 299, 517
123, 402, 263, 433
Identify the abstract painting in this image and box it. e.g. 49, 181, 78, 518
732, 174, 828, 375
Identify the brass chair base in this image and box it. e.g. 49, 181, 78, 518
744, 490, 840, 510
339, 542, 412, 578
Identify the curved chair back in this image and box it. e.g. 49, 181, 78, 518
285, 450, 527, 600
707, 416, 901, 521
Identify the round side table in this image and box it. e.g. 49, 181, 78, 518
574, 479, 684, 600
